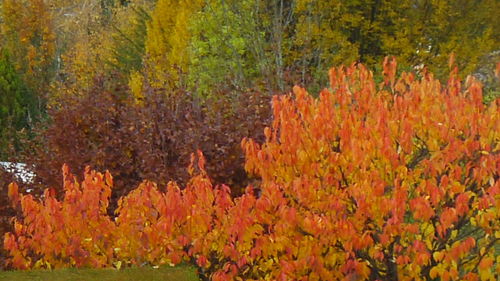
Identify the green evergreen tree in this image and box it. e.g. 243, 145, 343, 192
108, 6, 151, 77
0, 49, 38, 159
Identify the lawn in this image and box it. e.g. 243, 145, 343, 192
0, 265, 200, 281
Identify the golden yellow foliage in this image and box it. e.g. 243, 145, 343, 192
292, 0, 499, 83
128, 70, 144, 102
1, 0, 56, 95
142, 0, 205, 91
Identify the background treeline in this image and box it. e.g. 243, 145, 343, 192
0, 0, 499, 242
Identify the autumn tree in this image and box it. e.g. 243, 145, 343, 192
47, 0, 124, 104
5, 166, 117, 269
132, 0, 204, 94
189, 0, 268, 98
0, 0, 56, 110
237, 59, 499, 280
108, 5, 151, 78
291, 0, 500, 86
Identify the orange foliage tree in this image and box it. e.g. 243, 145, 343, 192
237, 58, 499, 280
4, 59, 500, 280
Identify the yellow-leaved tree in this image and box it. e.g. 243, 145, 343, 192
291, 0, 499, 88
131, 0, 204, 97
1, 0, 56, 109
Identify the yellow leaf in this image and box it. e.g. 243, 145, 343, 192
422, 222, 435, 238
479, 268, 493, 281
433, 251, 444, 262
480, 247, 486, 256
425, 239, 433, 250
429, 266, 439, 279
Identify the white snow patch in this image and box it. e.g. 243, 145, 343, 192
0, 162, 35, 186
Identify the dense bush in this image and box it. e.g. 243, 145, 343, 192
18, 75, 270, 206
4, 61, 499, 280
237, 60, 499, 280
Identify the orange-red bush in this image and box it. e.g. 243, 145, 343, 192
4, 165, 116, 269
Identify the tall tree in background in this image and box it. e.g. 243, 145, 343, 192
48, 0, 122, 104
1, 0, 56, 111
0, 49, 37, 159
381, 0, 499, 78
291, 0, 360, 89
0, 0, 498, 173
136, 0, 204, 93
188, 0, 266, 98
109, 0, 154, 101
188, 0, 297, 99
109, 5, 150, 77
18, 0, 494, 103
291, 0, 499, 88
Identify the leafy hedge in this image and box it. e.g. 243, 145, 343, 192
17, 75, 270, 207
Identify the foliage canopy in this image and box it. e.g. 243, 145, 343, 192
5, 61, 499, 280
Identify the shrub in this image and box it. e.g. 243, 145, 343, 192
235, 59, 499, 280
19, 75, 270, 205
19, 75, 135, 206
4, 153, 231, 271
4, 165, 116, 269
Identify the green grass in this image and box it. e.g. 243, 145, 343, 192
0, 265, 200, 281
